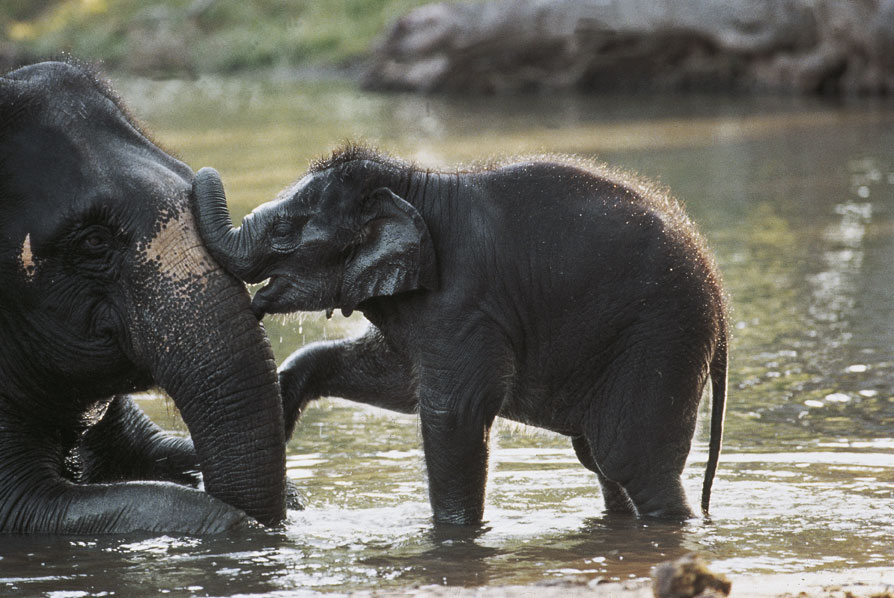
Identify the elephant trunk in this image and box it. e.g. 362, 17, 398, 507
192, 167, 266, 283
132, 205, 286, 526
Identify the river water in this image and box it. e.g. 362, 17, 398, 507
0, 77, 891, 596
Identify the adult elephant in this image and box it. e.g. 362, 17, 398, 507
0, 61, 286, 534
194, 144, 728, 526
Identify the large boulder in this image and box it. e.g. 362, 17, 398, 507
362, 0, 894, 95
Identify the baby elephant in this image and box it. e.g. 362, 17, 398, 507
193, 144, 728, 526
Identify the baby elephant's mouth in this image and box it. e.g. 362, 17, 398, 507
250, 276, 290, 319
250, 275, 343, 320
250, 290, 271, 319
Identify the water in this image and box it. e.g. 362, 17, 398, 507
1, 77, 891, 596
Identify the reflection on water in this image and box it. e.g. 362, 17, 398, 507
0, 79, 892, 596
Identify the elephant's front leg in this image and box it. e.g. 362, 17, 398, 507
278, 325, 417, 438
0, 431, 247, 535
76, 395, 310, 512
75, 395, 199, 486
56, 478, 248, 535
416, 335, 509, 526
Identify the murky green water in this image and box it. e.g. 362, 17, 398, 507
1, 77, 892, 596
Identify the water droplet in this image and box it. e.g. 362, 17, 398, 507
804, 399, 825, 408
857, 186, 870, 198
858, 389, 878, 397
845, 364, 868, 373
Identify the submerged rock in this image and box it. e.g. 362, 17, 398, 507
651, 554, 731, 598
362, 0, 894, 95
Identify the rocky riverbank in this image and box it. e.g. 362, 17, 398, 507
361, 0, 894, 95
6, 1, 893, 95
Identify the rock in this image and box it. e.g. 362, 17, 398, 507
362, 0, 894, 95
651, 554, 731, 598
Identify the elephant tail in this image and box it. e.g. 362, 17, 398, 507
701, 328, 728, 516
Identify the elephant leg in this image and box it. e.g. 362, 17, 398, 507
585, 355, 701, 520
416, 333, 508, 526
0, 433, 247, 535
571, 435, 635, 515
590, 438, 693, 520
620, 466, 692, 520
76, 395, 310, 511
48, 479, 247, 535
279, 325, 417, 438
75, 395, 200, 487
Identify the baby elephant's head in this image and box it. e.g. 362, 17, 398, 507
192, 166, 437, 318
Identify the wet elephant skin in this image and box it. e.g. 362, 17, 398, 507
194, 143, 727, 527
0, 61, 286, 534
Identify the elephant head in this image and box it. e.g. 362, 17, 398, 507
0, 62, 285, 527
192, 157, 437, 318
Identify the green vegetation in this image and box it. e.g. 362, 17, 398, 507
1, 0, 451, 75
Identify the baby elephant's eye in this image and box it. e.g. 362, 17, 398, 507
271, 220, 293, 240
270, 219, 298, 252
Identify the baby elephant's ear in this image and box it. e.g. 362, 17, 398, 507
341, 188, 437, 311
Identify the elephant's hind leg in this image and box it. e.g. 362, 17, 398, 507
585, 354, 703, 520
571, 435, 635, 515
620, 465, 692, 520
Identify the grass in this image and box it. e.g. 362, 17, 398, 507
1, 0, 461, 75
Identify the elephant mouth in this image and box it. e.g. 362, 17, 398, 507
252, 274, 345, 319
251, 276, 290, 318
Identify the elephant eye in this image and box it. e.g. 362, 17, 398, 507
271, 220, 293, 239
270, 219, 299, 252
79, 227, 112, 254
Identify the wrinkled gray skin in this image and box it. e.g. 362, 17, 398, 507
0, 61, 286, 534
194, 145, 727, 527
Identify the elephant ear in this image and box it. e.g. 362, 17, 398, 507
341, 187, 437, 311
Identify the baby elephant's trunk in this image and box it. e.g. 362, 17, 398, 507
192, 167, 266, 283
